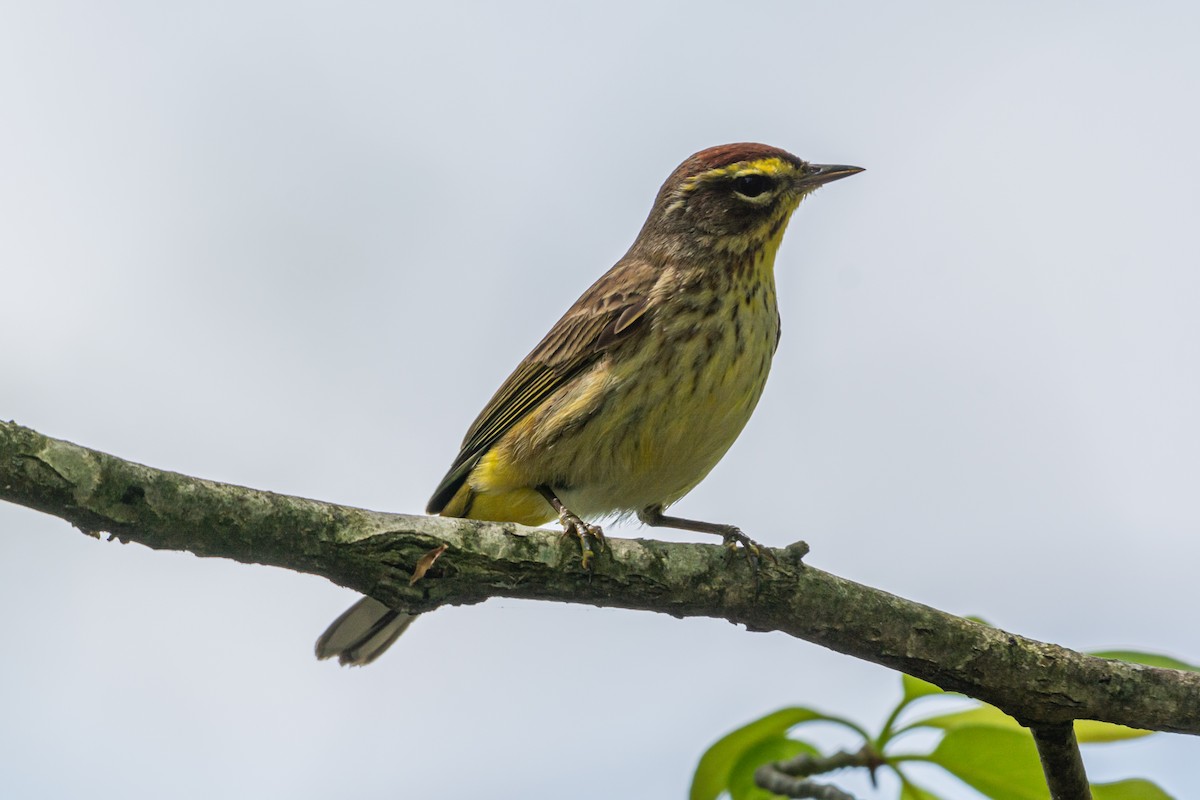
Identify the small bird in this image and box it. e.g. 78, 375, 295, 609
316, 143, 862, 665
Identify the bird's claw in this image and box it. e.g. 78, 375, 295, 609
558, 510, 606, 572
719, 527, 775, 587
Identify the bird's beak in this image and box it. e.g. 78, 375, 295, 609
797, 163, 865, 187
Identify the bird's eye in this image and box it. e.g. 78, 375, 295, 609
731, 174, 775, 198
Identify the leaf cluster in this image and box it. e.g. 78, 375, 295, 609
692, 651, 1196, 800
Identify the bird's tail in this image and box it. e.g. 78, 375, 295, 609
314, 596, 417, 666
315, 486, 551, 666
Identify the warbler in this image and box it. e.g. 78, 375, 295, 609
316, 143, 862, 665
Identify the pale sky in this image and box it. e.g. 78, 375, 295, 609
1, 2, 1198, 798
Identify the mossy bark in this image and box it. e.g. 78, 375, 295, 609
2, 420, 1197, 736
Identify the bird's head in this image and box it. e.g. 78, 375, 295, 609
636, 143, 862, 258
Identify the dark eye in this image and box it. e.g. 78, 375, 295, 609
731, 174, 775, 198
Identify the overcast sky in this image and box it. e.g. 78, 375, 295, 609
2, 2, 1198, 798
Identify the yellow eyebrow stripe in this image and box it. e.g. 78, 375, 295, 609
682, 157, 795, 192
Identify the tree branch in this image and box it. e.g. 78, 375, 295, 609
1030, 723, 1092, 800
3, 420, 1198, 739
755, 748, 875, 799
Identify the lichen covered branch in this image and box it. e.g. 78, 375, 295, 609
2, 420, 1197, 738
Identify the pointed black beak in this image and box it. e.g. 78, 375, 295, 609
797, 163, 865, 187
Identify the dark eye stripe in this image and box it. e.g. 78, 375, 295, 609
731, 174, 775, 198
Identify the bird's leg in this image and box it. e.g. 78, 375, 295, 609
538, 486, 605, 571
637, 505, 772, 573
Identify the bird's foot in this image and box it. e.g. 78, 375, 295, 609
718, 525, 761, 567
558, 509, 606, 571
713, 526, 777, 590
636, 505, 776, 578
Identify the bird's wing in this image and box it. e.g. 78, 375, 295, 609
426, 259, 658, 514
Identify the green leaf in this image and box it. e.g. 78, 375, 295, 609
1091, 650, 1199, 673
917, 704, 1017, 733
1073, 719, 1152, 743
1091, 779, 1176, 800
928, 726, 1050, 800
916, 702, 1151, 743
898, 786, 940, 800
728, 736, 819, 800
690, 708, 828, 800
899, 779, 948, 800
901, 672, 947, 702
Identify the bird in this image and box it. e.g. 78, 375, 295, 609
315, 143, 862, 665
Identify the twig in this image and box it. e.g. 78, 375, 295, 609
754, 748, 876, 799
1030, 723, 1092, 800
